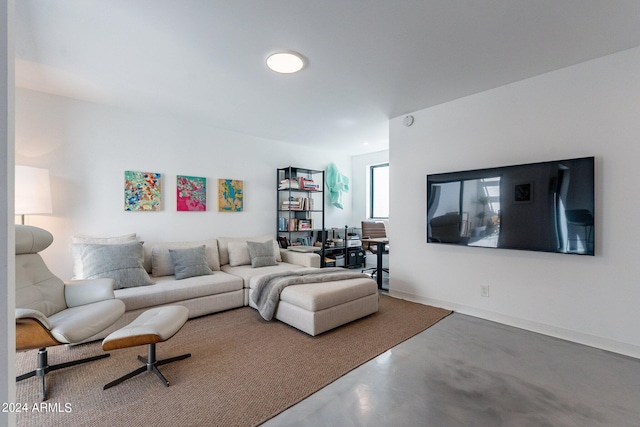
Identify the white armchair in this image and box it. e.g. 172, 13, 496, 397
15, 225, 125, 401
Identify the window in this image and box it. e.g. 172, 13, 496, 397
370, 163, 389, 218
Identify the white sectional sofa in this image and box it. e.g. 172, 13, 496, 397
75, 234, 319, 341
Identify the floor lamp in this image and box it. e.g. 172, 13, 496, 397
15, 165, 53, 225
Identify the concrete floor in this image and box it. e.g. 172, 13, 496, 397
262, 307, 640, 427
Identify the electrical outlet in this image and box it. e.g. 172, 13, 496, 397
481, 285, 490, 297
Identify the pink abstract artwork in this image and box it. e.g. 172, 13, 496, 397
177, 175, 206, 211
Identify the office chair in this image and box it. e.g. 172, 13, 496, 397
361, 220, 389, 278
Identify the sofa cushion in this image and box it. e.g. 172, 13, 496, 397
147, 239, 220, 276
247, 240, 278, 268
70, 241, 154, 290
218, 236, 282, 266
278, 277, 377, 312
113, 272, 243, 311
169, 245, 213, 279
70, 233, 137, 278
280, 250, 322, 268
221, 262, 305, 287
71, 233, 137, 244
227, 241, 251, 266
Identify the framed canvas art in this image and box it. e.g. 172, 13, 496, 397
177, 175, 206, 211
124, 171, 162, 211
218, 179, 243, 212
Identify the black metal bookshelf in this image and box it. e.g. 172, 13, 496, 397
277, 166, 326, 265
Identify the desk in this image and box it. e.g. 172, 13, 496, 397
361, 237, 388, 289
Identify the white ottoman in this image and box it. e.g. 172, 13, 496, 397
102, 305, 191, 390
250, 276, 379, 336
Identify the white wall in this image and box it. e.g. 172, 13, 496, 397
351, 149, 389, 225
15, 88, 353, 279
390, 46, 640, 358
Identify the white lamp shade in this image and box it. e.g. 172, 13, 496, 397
15, 165, 53, 215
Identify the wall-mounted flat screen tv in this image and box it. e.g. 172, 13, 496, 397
426, 156, 595, 255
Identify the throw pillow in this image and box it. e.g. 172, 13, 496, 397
218, 235, 282, 265
150, 239, 220, 277
169, 245, 214, 280
70, 233, 137, 279
227, 241, 251, 267
70, 241, 154, 290
247, 240, 278, 268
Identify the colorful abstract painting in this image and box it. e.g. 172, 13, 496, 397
218, 179, 243, 212
177, 175, 206, 211
124, 171, 162, 211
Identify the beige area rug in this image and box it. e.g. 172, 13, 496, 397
15, 295, 451, 427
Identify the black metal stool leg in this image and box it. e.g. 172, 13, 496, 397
151, 365, 169, 387
156, 354, 192, 367
103, 343, 191, 390
18, 347, 111, 401
103, 366, 147, 390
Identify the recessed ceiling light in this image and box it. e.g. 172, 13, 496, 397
266, 51, 305, 74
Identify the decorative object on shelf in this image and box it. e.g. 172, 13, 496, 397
14, 165, 53, 224
124, 171, 161, 211
177, 175, 206, 211
325, 163, 349, 209
218, 179, 244, 212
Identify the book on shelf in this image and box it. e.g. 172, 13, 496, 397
301, 197, 314, 210
278, 177, 319, 191
298, 177, 319, 191
277, 236, 317, 248
282, 196, 301, 205
295, 236, 315, 246
297, 219, 313, 230
280, 218, 315, 231
278, 178, 300, 190
281, 197, 302, 210
280, 196, 315, 211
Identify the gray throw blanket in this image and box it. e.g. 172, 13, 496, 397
250, 268, 371, 321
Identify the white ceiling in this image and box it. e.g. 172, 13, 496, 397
14, 0, 640, 155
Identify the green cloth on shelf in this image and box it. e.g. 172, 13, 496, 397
325, 163, 349, 209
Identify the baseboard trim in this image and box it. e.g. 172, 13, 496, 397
389, 289, 640, 360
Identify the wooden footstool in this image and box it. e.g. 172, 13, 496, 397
102, 305, 191, 390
